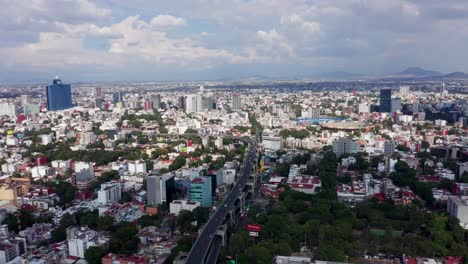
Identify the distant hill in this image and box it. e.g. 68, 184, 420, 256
441, 72, 468, 79
395, 67, 442, 77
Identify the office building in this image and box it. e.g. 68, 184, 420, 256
380, 88, 392, 113
391, 97, 401, 113
186, 94, 216, 113
412, 101, 419, 113
384, 140, 397, 156
144, 99, 153, 111
178, 96, 186, 111
189, 177, 212, 207
97, 182, 121, 205
46, 76, 73, 111
147, 175, 175, 206
232, 94, 241, 111
20, 95, 31, 107
332, 137, 359, 156
95, 87, 102, 98
151, 94, 161, 110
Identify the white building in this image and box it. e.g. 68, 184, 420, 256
75, 162, 94, 178
169, 200, 200, 216
31, 166, 50, 179
97, 182, 122, 205
51, 160, 71, 172
262, 135, 282, 151
67, 226, 107, 259
1, 164, 17, 174
5, 137, 18, 147
80, 132, 96, 146
358, 104, 370, 114
128, 160, 147, 174
0, 102, 18, 117
39, 134, 53, 145
332, 137, 359, 156
447, 196, 468, 227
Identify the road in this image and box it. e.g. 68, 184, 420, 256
185, 138, 257, 264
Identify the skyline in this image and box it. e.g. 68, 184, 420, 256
2, 0, 468, 83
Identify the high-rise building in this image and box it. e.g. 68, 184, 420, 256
97, 182, 121, 205
151, 94, 161, 110
384, 140, 397, 156
189, 177, 212, 207
186, 95, 197, 113
20, 95, 31, 107
391, 97, 402, 113
232, 94, 241, 111
144, 99, 153, 111
46, 76, 73, 111
412, 101, 419, 113
147, 175, 175, 206
380, 88, 392, 113
178, 96, 186, 112
95, 87, 102, 98
186, 94, 215, 113
332, 137, 359, 156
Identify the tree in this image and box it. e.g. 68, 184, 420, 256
193, 207, 210, 226
169, 156, 186, 171
3, 213, 18, 233
84, 246, 107, 264
97, 215, 114, 231
421, 141, 430, 150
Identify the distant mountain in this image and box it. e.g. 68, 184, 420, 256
395, 67, 442, 76
441, 71, 468, 79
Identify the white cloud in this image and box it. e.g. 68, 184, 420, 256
256, 29, 293, 58
150, 15, 186, 29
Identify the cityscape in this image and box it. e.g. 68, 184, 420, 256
1, 1, 468, 264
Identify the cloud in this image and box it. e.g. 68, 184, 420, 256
150, 15, 186, 29
3, 0, 468, 82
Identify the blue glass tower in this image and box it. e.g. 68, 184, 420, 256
46, 76, 72, 111
380, 88, 392, 113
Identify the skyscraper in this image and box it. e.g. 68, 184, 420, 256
232, 94, 241, 111
46, 76, 72, 111
380, 88, 392, 113
151, 94, 161, 110
391, 97, 402, 113
177, 96, 186, 112
95, 87, 102, 98
147, 175, 175, 206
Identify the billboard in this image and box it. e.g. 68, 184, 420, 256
246, 224, 262, 232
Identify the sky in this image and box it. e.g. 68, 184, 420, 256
1, 0, 468, 83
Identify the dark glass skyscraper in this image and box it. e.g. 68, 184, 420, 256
380, 88, 392, 113
46, 76, 72, 111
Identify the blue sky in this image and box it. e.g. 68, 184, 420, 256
1, 0, 468, 83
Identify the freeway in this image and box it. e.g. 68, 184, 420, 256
185, 138, 257, 264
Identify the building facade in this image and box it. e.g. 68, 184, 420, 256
380, 88, 392, 113
46, 76, 72, 111
189, 177, 212, 207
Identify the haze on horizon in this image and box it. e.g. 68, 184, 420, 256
1, 0, 468, 83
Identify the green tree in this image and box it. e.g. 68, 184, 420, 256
84, 246, 107, 264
